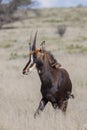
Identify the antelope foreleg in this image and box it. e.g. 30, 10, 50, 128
34, 98, 48, 118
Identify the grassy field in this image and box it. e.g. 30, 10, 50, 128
0, 7, 87, 130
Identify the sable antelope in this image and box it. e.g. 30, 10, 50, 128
22, 32, 74, 118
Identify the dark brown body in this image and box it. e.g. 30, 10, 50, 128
22, 32, 74, 117
40, 68, 72, 105
34, 52, 73, 117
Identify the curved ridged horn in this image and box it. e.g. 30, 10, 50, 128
32, 31, 38, 51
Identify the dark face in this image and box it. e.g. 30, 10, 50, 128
22, 31, 38, 75
22, 54, 36, 75
22, 50, 45, 75
22, 31, 47, 75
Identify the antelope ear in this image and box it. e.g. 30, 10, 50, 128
40, 40, 45, 52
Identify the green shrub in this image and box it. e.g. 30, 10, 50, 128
66, 44, 87, 54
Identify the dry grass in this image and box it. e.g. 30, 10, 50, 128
0, 7, 87, 130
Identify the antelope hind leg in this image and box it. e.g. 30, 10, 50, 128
59, 100, 68, 112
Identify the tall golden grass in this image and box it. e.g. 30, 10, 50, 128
0, 8, 87, 130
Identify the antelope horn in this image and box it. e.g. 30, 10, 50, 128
32, 31, 38, 51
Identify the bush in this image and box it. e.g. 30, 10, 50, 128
57, 25, 66, 37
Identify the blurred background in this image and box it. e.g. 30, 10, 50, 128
0, 0, 87, 29
0, 0, 87, 130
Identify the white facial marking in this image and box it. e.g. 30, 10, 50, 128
31, 55, 33, 64
29, 63, 36, 73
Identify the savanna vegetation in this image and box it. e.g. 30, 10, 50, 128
0, 7, 87, 130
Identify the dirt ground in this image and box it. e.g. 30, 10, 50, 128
0, 8, 87, 130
